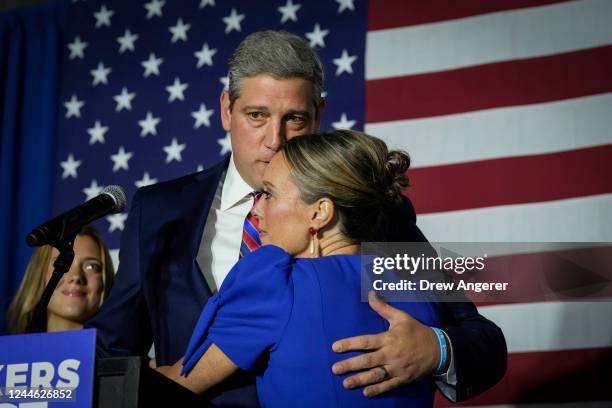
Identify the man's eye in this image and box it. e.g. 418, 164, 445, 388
287, 115, 306, 124
262, 191, 272, 199
248, 112, 264, 120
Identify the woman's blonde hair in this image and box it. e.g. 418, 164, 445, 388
281, 129, 411, 242
7, 226, 115, 333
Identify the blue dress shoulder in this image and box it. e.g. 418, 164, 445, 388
182, 245, 442, 407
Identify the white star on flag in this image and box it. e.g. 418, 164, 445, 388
278, 0, 301, 23
60, 154, 81, 179
107, 213, 128, 232
336, 0, 355, 13
144, 0, 165, 19
64, 95, 84, 118
305, 23, 329, 48
332, 113, 356, 130
199, 0, 215, 8
333, 49, 357, 76
219, 75, 229, 90
169, 18, 190, 43
117, 29, 138, 53
196, 164, 204, 172
163, 138, 186, 163
192, 104, 214, 128
142, 53, 163, 77
113, 87, 135, 111
87, 120, 108, 145
93, 5, 114, 28
138, 112, 160, 137
222, 8, 245, 34
166, 77, 188, 102
90, 62, 111, 86
135, 172, 158, 188
194, 43, 217, 68
217, 132, 232, 155
83, 179, 103, 200
67, 36, 88, 59
111, 146, 133, 172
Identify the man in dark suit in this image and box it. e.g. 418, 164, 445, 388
87, 30, 506, 406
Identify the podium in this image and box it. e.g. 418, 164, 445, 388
0, 330, 212, 407
95, 357, 211, 408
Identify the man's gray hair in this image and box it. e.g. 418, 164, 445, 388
228, 30, 324, 111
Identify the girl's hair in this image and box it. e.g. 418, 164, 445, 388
7, 226, 115, 333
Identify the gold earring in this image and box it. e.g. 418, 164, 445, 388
309, 227, 316, 255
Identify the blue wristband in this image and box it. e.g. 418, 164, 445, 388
431, 327, 448, 375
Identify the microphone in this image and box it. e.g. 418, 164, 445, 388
26, 185, 127, 247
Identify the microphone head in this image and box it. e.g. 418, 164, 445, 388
101, 185, 127, 212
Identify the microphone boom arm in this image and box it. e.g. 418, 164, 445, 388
26, 232, 77, 333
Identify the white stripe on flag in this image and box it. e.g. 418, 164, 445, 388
110, 249, 119, 272
366, 0, 612, 79
479, 302, 612, 353
417, 193, 612, 242
366, 93, 612, 168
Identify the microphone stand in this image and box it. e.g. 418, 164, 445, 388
26, 234, 77, 333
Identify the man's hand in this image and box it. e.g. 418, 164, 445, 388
331, 291, 440, 397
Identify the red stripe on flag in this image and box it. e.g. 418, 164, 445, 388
464, 245, 612, 307
368, 0, 571, 31
405, 144, 612, 214
366, 45, 612, 123
434, 347, 612, 406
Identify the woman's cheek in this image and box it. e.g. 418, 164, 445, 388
93, 276, 105, 294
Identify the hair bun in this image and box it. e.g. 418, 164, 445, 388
384, 150, 411, 204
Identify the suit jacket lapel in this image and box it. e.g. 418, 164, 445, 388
180, 155, 230, 300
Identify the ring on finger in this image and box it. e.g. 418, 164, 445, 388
378, 365, 390, 381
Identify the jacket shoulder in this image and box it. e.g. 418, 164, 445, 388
136, 154, 230, 197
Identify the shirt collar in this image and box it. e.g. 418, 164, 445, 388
220, 154, 254, 211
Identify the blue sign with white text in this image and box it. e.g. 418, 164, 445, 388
0, 328, 96, 407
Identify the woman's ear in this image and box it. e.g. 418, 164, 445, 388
311, 198, 335, 230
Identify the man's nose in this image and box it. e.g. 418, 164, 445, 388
264, 120, 285, 151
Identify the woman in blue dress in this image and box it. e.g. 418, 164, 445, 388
156, 130, 445, 407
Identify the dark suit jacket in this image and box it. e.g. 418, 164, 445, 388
87, 155, 506, 405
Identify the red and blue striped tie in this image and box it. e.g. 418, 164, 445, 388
240, 192, 262, 258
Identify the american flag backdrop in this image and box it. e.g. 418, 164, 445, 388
53, 0, 612, 407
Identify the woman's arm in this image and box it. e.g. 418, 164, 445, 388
156, 343, 238, 394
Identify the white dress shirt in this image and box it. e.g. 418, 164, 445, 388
196, 155, 254, 293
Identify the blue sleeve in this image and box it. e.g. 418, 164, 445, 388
181, 245, 294, 374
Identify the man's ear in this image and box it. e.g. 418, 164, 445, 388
220, 90, 232, 132
311, 197, 335, 230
